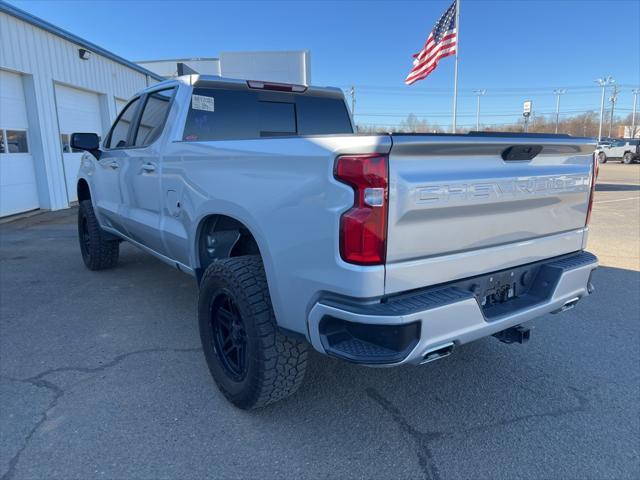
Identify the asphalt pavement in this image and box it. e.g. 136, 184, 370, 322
1, 163, 639, 480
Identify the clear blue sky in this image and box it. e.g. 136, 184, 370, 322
9, 0, 640, 129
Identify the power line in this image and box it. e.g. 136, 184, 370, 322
353, 108, 632, 118
344, 85, 638, 99
355, 121, 524, 128
345, 83, 636, 92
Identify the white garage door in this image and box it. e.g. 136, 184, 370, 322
115, 98, 128, 115
0, 70, 39, 217
55, 84, 102, 202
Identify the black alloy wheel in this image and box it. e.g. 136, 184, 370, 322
197, 256, 309, 409
210, 291, 247, 381
80, 215, 91, 256
77, 200, 119, 270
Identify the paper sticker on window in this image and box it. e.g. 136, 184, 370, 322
192, 94, 215, 112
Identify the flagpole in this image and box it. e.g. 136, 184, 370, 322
451, 0, 460, 133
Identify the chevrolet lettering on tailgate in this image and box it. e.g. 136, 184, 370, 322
417, 174, 590, 205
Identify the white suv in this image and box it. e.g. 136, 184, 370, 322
598, 139, 640, 164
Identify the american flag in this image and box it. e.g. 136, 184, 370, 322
405, 1, 458, 85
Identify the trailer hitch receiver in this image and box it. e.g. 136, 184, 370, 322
493, 325, 530, 344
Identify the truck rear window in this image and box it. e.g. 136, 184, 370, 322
183, 87, 353, 141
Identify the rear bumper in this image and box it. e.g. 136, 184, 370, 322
307, 251, 598, 366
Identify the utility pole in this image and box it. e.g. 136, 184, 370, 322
349, 86, 356, 117
595, 76, 615, 141
553, 88, 566, 134
608, 85, 619, 138
473, 89, 486, 131
632, 88, 639, 138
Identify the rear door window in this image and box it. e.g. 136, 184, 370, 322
183, 89, 259, 141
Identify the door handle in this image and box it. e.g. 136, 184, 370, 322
108, 161, 119, 170
141, 163, 156, 173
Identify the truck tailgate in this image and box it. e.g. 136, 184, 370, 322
385, 134, 596, 293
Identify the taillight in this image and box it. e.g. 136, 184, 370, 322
334, 154, 388, 265
585, 152, 599, 226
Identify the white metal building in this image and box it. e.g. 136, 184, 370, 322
136, 57, 222, 79
0, 3, 314, 218
138, 51, 311, 85
220, 51, 311, 85
0, 2, 163, 217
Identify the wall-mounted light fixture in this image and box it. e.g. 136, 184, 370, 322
78, 48, 91, 60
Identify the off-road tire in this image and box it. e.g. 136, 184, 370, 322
198, 255, 308, 409
78, 200, 119, 270
623, 152, 634, 164
598, 152, 607, 164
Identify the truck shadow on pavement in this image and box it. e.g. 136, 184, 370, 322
257, 266, 639, 479
1, 223, 639, 480
595, 183, 640, 192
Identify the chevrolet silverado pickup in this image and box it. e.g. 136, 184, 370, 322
71, 75, 599, 409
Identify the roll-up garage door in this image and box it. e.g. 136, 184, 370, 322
55, 84, 102, 202
0, 70, 39, 217
115, 98, 128, 115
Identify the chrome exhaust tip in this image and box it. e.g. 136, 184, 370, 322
421, 342, 454, 364
551, 297, 580, 314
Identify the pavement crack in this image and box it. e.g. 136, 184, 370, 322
1, 379, 64, 480
26, 346, 202, 382
366, 388, 443, 480
0, 347, 201, 480
464, 385, 592, 434
365, 383, 594, 480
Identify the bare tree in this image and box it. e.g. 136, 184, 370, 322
356, 110, 635, 138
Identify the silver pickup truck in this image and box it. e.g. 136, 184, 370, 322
72, 75, 599, 409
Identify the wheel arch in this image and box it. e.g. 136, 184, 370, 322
194, 213, 265, 284
77, 178, 91, 202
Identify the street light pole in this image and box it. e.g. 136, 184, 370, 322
473, 89, 486, 131
553, 88, 566, 134
349, 86, 356, 117
608, 85, 619, 138
632, 88, 640, 138
595, 76, 614, 141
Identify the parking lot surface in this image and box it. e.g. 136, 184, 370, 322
1, 164, 639, 480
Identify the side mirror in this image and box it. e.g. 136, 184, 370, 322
70, 133, 100, 157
